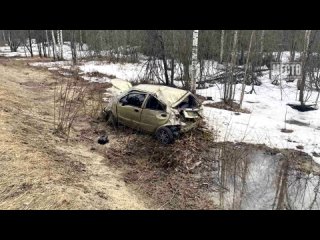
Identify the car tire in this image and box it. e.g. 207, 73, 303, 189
156, 127, 174, 144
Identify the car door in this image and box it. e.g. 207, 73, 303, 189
116, 92, 146, 129
140, 94, 169, 133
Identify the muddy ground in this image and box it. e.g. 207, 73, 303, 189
0, 57, 319, 210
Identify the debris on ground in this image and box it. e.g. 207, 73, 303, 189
98, 135, 109, 145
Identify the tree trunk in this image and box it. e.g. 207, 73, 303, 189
28, 30, 33, 57
183, 61, 190, 90
70, 31, 77, 65
191, 30, 199, 93
260, 30, 265, 54
2, 30, 5, 42
51, 30, 57, 60
158, 32, 169, 85
42, 40, 47, 58
170, 58, 174, 86
23, 45, 27, 57
8, 31, 11, 49
79, 30, 83, 51
46, 30, 51, 58
299, 30, 311, 105
240, 44, 244, 65
56, 30, 61, 59
38, 43, 43, 58
59, 30, 63, 60
239, 30, 255, 108
225, 30, 238, 103
220, 30, 225, 64
258, 30, 265, 70
290, 31, 297, 62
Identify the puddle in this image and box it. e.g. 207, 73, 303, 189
209, 145, 320, 210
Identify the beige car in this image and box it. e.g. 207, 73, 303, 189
104, 81, 203, 144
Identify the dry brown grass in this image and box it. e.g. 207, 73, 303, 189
99, 123, 219, 210
0, 58, 148, 209
204, 101, 251, 114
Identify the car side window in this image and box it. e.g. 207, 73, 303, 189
119, 95, 128, 104
123, 93, 146, 108
145, 95, 166, 111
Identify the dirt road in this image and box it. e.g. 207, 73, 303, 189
0, 58, 149, 209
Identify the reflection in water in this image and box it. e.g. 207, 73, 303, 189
210, 147, 320, 210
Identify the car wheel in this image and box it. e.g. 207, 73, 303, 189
156, 127, 174, 144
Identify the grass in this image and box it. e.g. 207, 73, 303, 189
0, 58, 147, 209
204, 101, 251, 114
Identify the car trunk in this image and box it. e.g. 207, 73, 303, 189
172, 93, 202, 121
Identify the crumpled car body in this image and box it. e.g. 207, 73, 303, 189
104, 80, 203, 139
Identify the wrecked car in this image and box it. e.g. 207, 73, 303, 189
104, 80, 203, 144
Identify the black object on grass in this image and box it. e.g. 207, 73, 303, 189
98, 135, 109, 145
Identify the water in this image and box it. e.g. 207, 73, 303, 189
209, 147, 320, 210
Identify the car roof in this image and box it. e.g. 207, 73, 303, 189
130, 84, 189, 106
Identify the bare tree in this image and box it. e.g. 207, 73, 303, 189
79, 30, 83, 51
157, 31, 170, 86
70, 30, 77, 65
2, 30, 6, 42
191, 30, 199, 93
239, 30, 255, 108
51, 30, 57, 60
220, 30, 225, 64
223, 30, 239, 104
27, 30, 33, 57
59, 30, 63, 60
260, 30, 265, 54
46, 30, 51, 58
7, 30, 22, 52
299, 30, 311, 106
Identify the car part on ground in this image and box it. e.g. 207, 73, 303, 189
98, 135, 109, 145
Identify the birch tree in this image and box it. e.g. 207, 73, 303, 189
70, 30, 77, 65
2, 30, 5, 42
289, 30, 297, 62
79, 30, 83, 51
191, 30, 199, 93
28, 30, 33, 57
46, 30, 51, 58
220, 30, 225, 64
51, 30, 57, 60
7, 30, 22, 52
239, 30, 255, 108
260, 30, 265, 54
223, 30, 238, 103
299, 30, 311, 106
59, 30, 63, 60
56, 30, 61, 58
